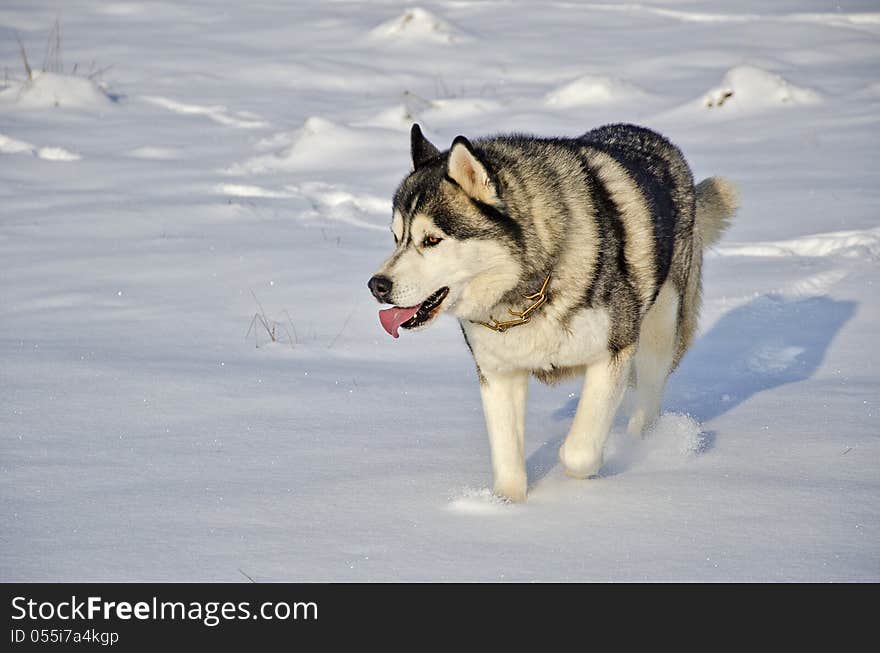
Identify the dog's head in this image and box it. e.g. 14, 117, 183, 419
368, 125, 522, 337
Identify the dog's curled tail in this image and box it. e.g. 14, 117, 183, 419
695, 176, 738, 248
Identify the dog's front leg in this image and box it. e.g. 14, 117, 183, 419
479, 368, 529, 502
559, 347, 635, 478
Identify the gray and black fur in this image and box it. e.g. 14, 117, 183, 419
371, 122, 737, 500
390, 124, 732, 377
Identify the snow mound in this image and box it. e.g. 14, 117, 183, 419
217, 179, 388, 231
293, 181, 389, 231
714, 227, 880, 260
0, 132, 81, 161
370, 7, 466, 44
0, 71, 117, 110
701, 65, 821, 110
298, 181, 389, 216
231, 117, 394, 174
0, 133, 33, 155
545, 75, 645, 108
35, 146, 81, 161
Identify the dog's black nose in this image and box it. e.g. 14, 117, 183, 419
368, 275, 393, 301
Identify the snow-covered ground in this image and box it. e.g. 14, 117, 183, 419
1, 1, 877, 581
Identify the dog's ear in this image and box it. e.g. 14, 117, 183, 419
410, 124, 439, 170
447, 136, 498, 204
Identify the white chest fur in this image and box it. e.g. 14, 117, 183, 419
461, 306, 612, 374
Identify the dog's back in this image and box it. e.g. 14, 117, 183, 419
577, 123, 736, 365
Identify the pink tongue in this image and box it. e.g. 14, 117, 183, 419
379, 304, 422, 338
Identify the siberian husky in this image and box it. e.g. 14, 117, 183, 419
369, 123, 737, 502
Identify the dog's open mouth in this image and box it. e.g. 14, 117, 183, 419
378, 287, 449, 338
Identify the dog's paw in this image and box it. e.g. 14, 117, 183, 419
493, 475, 527, 503
559, 441, 603, 479
626, 407, 659, 438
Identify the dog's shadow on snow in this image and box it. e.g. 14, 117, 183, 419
526, 294, 856, 484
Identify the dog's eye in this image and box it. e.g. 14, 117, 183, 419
422, 235, 442, 248
393, 232, 399, 245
